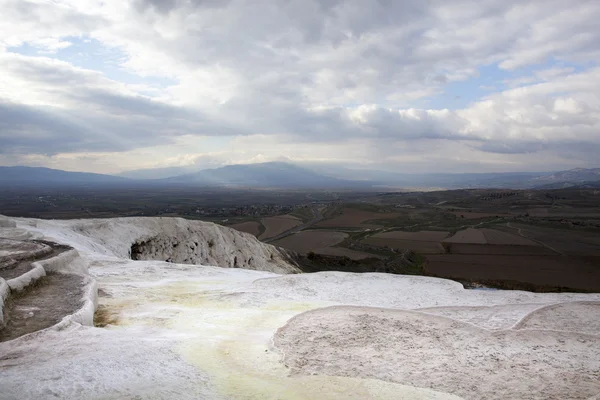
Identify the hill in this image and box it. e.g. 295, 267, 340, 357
118, 165, 199, 179
163, 162, 359, 188
304, 164, 600, 189
3, 164, 600, 190
0, 166, 130, 187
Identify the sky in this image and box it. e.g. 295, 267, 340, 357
1, 0, 599, 174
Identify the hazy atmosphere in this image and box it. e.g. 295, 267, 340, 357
1, 0, 599, 174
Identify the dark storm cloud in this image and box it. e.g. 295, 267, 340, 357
0, 54, 250, 154
0, 100, 174, 154
0, 95, 244, 154
475, 141, 549, 155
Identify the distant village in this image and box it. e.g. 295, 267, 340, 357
188, 204, 297, 218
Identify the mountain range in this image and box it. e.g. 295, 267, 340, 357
1, 163, 599, 190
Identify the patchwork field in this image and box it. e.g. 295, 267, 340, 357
362, 238, 445, 254
498, 224, 600, 256
12, 186, 594, 292
479, 228, 540, 246
439, 227, 550, 255
315, 208, 402, 228
362, 231, 449, 254
258, 215, 302, 240
272, 230, 378, 260
360, 226, 562, 257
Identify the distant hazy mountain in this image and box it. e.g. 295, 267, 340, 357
533, 179, 600, 190
119, 165, 201, 179
3, 164, 599, 190
531, 168, 600, 185
300, 164, 543, 189
574, 180, 600, 189
0, 166, 130, 187
163, 162, 358, 188
301, 164, 600, 190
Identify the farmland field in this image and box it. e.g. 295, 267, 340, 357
479, 228, 540, 246
272, 230, 348, 253
425, 254, 600, 291
444, 244, 554, 255
498, 224, 600, 256
370, 230, 449, 241
444, 228, 487, 244
271, 230, 382, 260
315, 208, 402, 228
4, 184, 598, 291
258, 215, 302, 240
361, 230, 448, 254
362, 237, 445, 254
229, 221, 262, 237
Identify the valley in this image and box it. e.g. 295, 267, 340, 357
3, 184, 599, 292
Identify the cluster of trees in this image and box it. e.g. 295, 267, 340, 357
544, 193, 566, 201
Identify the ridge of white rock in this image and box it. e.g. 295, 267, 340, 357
55, 275, 98, 329
0, 216, 599, 399
7, 264, 46, 292
14, 216, 300, 274
36, 249, 89, 275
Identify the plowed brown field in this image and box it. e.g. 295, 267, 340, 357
229, 221, 261, 237
259, 215, 302, 240
425, 254, 600, 291
316, 208, 402, 228
444, 228, 487, 244
362, 237, 444, 254
272, 230, 379, 260
272, 230, 347, 253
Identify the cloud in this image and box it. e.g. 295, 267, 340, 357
0, 0, 599, 173
0, 53, 252, 155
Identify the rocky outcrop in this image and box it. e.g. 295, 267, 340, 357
59, 217, 301, 274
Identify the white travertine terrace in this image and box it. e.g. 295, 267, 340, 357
0, 215, 598, 399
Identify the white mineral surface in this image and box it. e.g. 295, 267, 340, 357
0, 216, 598, 399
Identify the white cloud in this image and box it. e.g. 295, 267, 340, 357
0, 0, 599, 173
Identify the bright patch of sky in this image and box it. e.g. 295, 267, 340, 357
423, 61, 590, 110
7, 36, 176, 97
